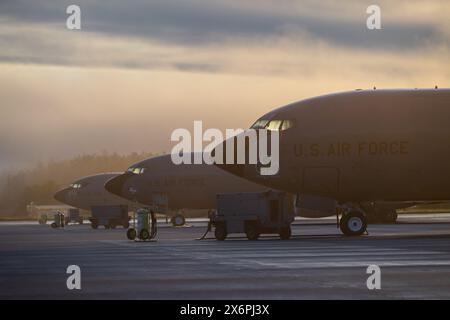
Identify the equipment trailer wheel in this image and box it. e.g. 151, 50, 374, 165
279, 226, 292, 240
340, 211, 367, 236
140, 228, 150, 240
214, 223, 227, 241
126, 228, 137, 240
245, 223, 260, 240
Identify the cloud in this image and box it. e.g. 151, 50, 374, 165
0, 33, 448, 171
0, 0, 449, 59
1, 20, 449, 77
0, 0, 449, 171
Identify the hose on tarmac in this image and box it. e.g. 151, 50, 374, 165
150, 210, 157, 239
198, 210, 215, 240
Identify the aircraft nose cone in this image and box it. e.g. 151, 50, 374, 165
105, 173, 133, 198
212, 138, 245, 177
54, 188, 68, 203
214, 161, 245, 177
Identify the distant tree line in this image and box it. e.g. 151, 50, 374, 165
0, 152, 155, 216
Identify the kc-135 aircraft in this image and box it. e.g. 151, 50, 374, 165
213, 88, 450, 236
104, 154, 268, 216
54, 173, 134, 210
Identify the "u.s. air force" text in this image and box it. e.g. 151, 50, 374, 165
294, 141, 409, 157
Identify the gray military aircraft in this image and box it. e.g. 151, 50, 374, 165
213, 88, 450, 236
104, 153, 269, 226
54, 173, 135, 210
54, 173, 142, 228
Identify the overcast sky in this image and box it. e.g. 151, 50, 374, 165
0, 0, 449, 172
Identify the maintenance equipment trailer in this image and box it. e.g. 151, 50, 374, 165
65, 208, 83, 225
89, 205, 130, 229
214, 190, 295, 241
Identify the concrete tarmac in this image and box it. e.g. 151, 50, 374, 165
1, 216, 450, 299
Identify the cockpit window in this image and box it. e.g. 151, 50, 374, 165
251, 118, 294, 131
70, 183, 82, 189
250, 119, 269, 129
266, 120, 283, 131
127, 167, 146, 175
281, 120, 293, 130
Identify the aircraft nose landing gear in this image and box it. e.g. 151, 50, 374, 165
171, 213, 186, 227
339, 208, 368, 236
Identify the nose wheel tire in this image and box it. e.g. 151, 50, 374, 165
171, 214, 186, 227
340, 211, 367, 236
